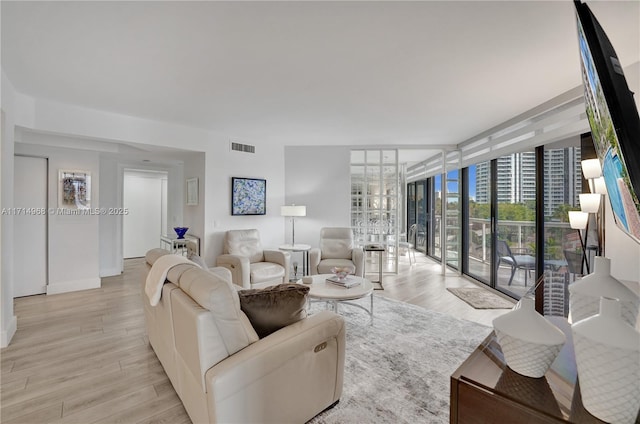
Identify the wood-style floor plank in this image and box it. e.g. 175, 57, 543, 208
1, 253, 512, 423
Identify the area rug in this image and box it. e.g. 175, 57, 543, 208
307, 295, 492, 423
446, 287, 515, 309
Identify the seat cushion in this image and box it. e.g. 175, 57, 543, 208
513, 255, 536, 268
250, 262, 285, 283
238, 284, 310, 338
318, 259, 356, 275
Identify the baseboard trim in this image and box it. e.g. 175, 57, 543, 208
47, 277, 101, 295
100, 267, 122, 278
1, 315, 17, 347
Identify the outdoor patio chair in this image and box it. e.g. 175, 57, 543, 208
495, 240, 536, 286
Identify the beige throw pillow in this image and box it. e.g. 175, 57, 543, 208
238, 284, 310, 338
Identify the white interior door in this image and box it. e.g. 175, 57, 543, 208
123, 171, 167, 258
13, 156, 48, 297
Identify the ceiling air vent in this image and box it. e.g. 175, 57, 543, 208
230, 141, 255, 154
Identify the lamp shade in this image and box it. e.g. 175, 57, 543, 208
580, 193, 601, 213
568, 211, 589, 230
582, 158, 602, 180
280, 205, 306, 217
593, 176, 608, 195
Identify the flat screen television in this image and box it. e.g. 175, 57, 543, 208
231, 177, 266, 215
575, 0, 640, 244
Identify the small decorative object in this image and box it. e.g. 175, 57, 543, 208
572, 297, 640, 424
293, 262, 298, 277
174, 227, 189, 239
302, 276, 313, 285
492, 297, 566, 378
569, 256, 640, 326
331, 267, 351, 281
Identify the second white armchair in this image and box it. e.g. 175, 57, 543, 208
309, 227, 364, 277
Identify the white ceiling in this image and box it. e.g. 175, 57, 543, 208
2, 1, 639, 160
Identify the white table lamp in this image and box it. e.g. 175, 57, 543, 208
281, 205, 306, 246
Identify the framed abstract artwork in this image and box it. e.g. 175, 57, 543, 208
231, 177, 266, 215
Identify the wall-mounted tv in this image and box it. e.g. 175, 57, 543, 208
575, 0, 640, 244
231, 177, 266, 215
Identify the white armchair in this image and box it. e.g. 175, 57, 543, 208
216, 229, 290, 289
309, 227, 364, 277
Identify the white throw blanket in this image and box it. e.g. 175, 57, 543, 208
145, 254, 194, 306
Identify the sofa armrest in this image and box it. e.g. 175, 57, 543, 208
205, 311, 345, 422
216, 254, 250, 289
309, 248, 321, 275
207, 266, 232, 282
352, 247, 364, 277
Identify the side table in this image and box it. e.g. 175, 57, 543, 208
449, 317, 634, 423
364, 244, 385, 288
279, 243, 311, 280
160, 234, 199, 256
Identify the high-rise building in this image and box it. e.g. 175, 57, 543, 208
474, 148, 582, 215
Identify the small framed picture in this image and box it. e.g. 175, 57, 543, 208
186, 177, 198, 206
59, 169, 91, 209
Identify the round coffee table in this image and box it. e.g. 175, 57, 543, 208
297, 274, 374, 318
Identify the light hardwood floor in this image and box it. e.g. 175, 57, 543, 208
1, 251, 513, 424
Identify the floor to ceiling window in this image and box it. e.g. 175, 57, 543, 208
430, 174, 442, 260
542, 141, 583, 316
445, 170, 460, 269
466, 161, 492, 283
495, 151, 537, 298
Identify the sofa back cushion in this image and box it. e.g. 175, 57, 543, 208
320, 227, 354, 259
224, 229, 265, 263
173, 267, 259, 392
180, 267, 259, 351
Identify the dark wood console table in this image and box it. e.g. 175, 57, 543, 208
450, 317, 639, 423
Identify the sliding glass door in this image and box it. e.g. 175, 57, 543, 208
466, 162, 492, 283
495, 151, 537, 298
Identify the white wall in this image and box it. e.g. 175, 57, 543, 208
183, 154, 206, 256
1, 72, 18, 347
99, 157, 184, 276
202, 142, 286, 266
283, 146, 352, 247
14, 142, 101, 294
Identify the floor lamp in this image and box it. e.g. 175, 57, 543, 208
581, 158, 606, 258
568, 210, 590, 274
280, 205, 306, 246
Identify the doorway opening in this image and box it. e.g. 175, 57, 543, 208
122, 169, 168, 259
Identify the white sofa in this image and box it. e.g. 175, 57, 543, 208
143, 248, 345, 424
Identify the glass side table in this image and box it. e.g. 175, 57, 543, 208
160, 234, 199, 256
279, 244, 311, 279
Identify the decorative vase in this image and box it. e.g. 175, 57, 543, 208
569, 256, 640, 326
492, 297, 566, 378
174, 227, 189, 239
572, 297, 640, 424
